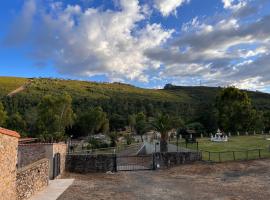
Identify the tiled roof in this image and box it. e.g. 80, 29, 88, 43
0, 127, 20, 138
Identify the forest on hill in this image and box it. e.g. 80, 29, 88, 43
0, 76, 270, 140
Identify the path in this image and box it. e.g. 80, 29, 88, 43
7, 80, 33, 97
30, 179, 74, 200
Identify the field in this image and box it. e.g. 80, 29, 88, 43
180, 135, 270, 162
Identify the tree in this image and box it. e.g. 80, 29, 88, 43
77, 107, 109, 136
0, 102, 8, 127
216, 87, 254, 133
186, 122, 205, 137
7, 112, 26, 134
263, 111, 270, 132
151, 114, 173, 152
108, 131, 118, 147
134, 112, 148, 142
36, 93, 74, 142
109, 114, 126, 131
194, 103, 218, 134
128, 114, 136, 133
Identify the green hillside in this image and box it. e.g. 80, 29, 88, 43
1, 76, 270, 137
0, 77, 29, 96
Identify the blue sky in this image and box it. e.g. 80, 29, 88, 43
0, 0, 270, 91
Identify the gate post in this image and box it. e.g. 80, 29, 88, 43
152, 153, 156, 170
114, 154, 117, 172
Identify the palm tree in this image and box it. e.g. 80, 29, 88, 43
151, 114, 173, 152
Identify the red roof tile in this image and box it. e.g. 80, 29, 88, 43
0, 127, 20, 138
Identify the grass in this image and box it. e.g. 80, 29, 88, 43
174, 135, 270, 162
0, 76, 29, 96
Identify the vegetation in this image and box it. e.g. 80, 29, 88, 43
151, 114, 174, 152
178, 135, 270, 161
1, 77, 270, 143
0, 102, 7, 126
35, 93, 75, 142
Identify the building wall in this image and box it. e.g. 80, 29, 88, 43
18, 144, 47, 168
16, 159, 49, 200
18, 143, 67, 179
0, 132, 19, 200
52, 143, 67, 178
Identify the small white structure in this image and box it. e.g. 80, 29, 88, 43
211, 129, 228, 142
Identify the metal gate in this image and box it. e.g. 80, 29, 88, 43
53, 153, 61, 179
116, 155, 154, 171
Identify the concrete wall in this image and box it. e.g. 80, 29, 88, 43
18, 143, 67, 179
16, 159, 49, 200
0, 129, 19, 200
66, 154, 116, 173
153, 152, 202, 169
52, 143, 67, 178
18, 144, 47, 168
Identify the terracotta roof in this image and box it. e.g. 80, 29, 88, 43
0, 127, 20, 138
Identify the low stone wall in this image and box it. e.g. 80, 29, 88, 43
16, 158, 49, 200
153, 152, 202, 169
66, 154, 116, 173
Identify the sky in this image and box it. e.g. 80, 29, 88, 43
0, 0, 270, 91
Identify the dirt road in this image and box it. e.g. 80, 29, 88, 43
58, 159, 270, 200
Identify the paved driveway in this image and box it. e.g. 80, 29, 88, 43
58, 159, 270, 200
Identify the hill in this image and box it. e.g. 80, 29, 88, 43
0, 76, 270, 136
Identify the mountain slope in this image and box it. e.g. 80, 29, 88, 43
1, 76, 270, 118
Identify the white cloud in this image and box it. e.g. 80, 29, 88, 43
7, 0, 173, 82
146, 10, 270, 90
222, 0, 247, 11
154, 0, 189, 17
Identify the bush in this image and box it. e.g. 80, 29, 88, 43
88, 138, 110, 149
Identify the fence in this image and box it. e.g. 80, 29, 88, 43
69, 143, 143, 155
201, 148, 270, 162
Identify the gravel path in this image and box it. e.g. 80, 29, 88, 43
58, 159, 270, 200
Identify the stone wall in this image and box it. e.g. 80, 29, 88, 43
66, 154, 116, 173
153, 152, 202, 169
18, 143, 67, 179
16, 158, 49, 200
0, 128, 20, 200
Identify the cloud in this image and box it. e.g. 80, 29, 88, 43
145, 3, 270, 90
154, 0, 189, 16
222, 0, 247, 11
6, 0, 173, 82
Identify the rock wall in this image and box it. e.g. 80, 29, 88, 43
16, 159, 49, 200
18, 143, 67, 179
66, 154, 116, 173
0, 129, 19, 200
153, 152, 202, 169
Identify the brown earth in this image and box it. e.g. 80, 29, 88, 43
58, 159, 270, 200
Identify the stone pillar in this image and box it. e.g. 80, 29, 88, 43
0, 127, 20, 200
